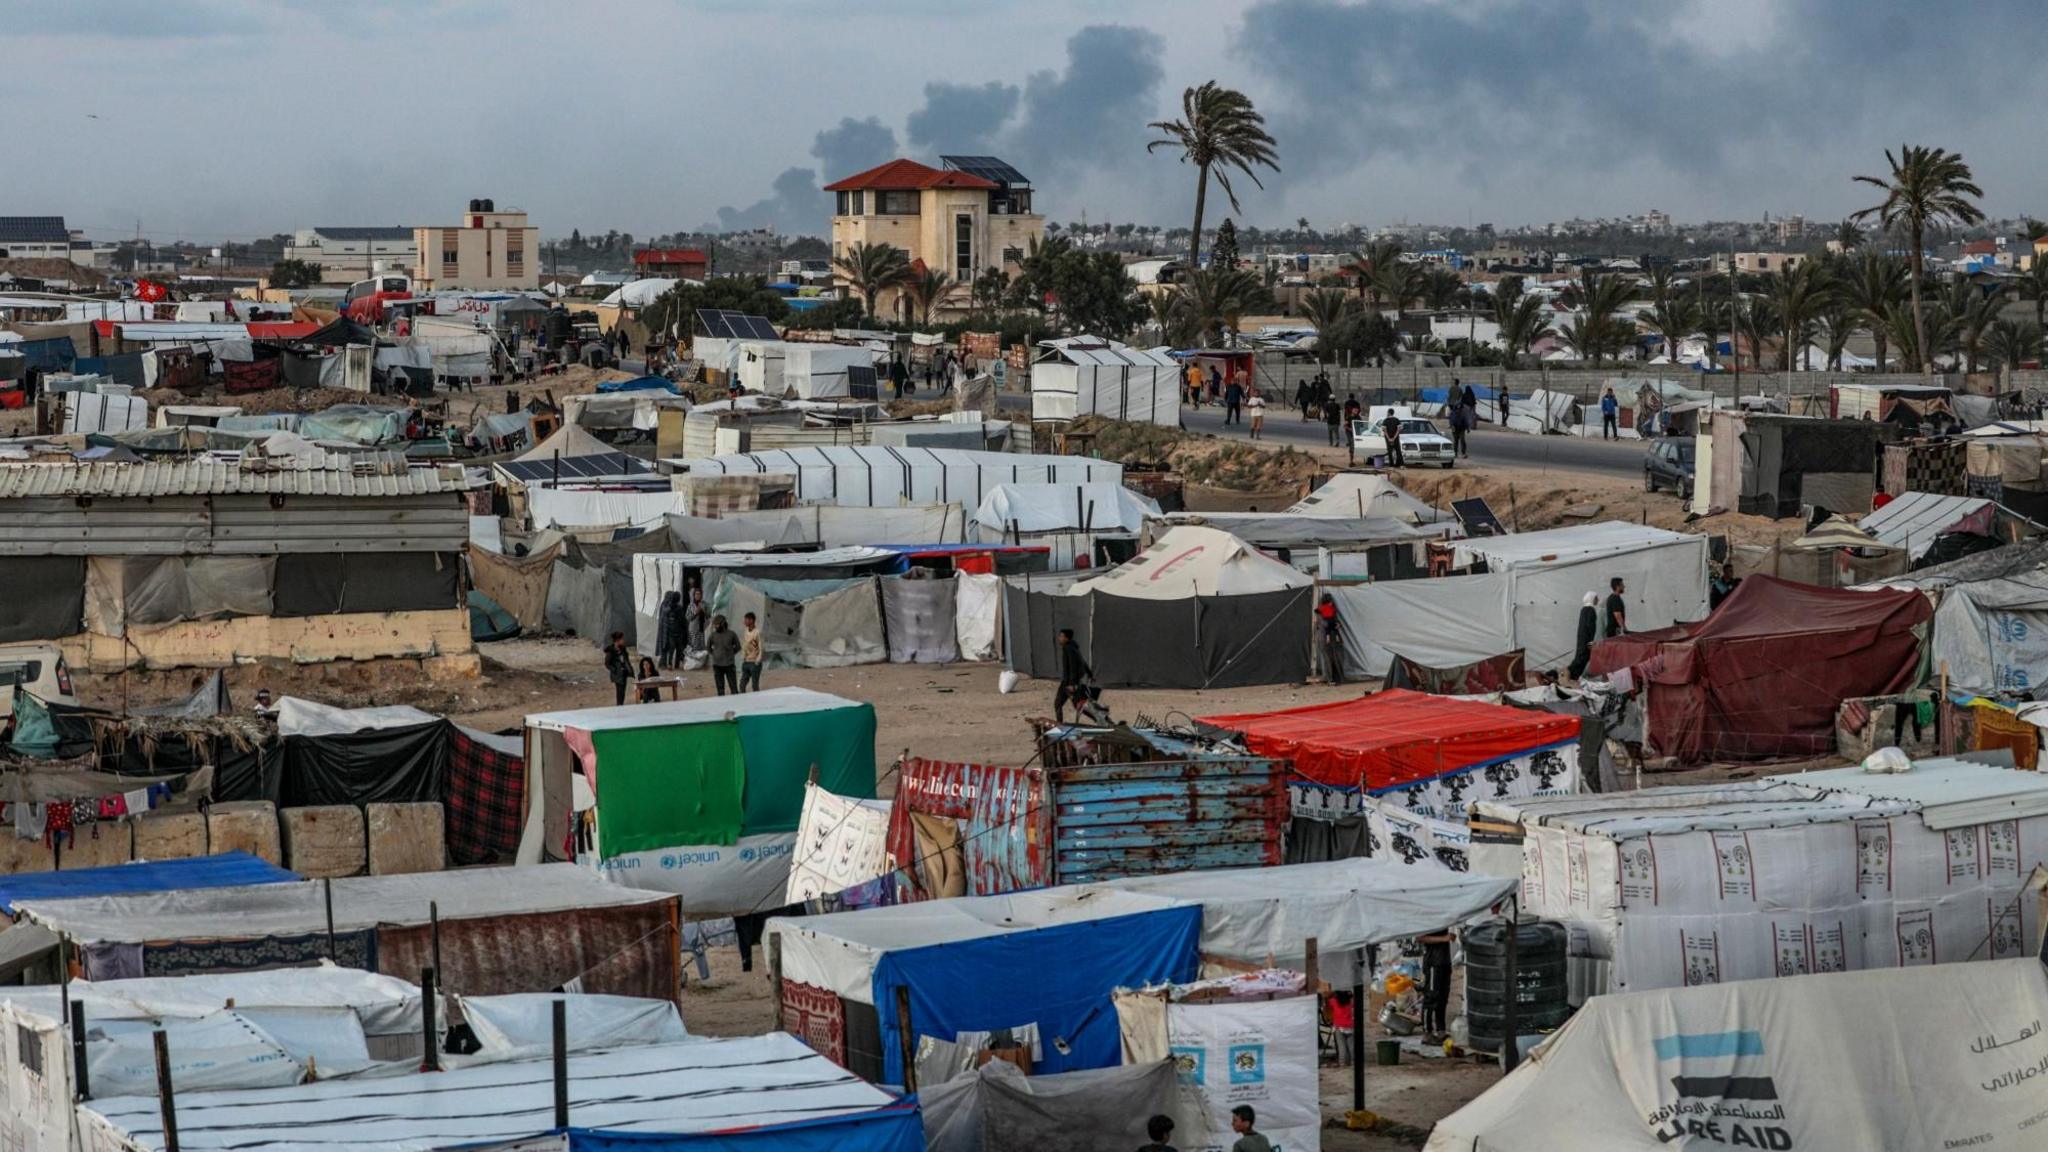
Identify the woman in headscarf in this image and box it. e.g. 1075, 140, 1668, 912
683, 583, 709, 670
1569, 590, 1600, 680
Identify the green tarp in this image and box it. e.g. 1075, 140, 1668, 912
735, 707, 878, 835
589, 722, 747, 856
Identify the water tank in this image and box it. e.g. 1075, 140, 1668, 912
469, 199, 482, 212
1462, 920, 1571, 1053
482, 198, 495, 212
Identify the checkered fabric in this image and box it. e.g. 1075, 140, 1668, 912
679, 474, 766, 517
445, 727, 525, 866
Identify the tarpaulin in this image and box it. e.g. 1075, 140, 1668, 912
276, 720, 448, 808
920, 1059, 1187, 1152
734, 705, 877, 835
881, 575, 959, 664
11, 336, 75, 373
0, 556, 85, 643
222, 356, 280, 394
1200, 689, 1581, 790
1387, 649, 1526, 694
0, 853, 297, 916
720, 575, 888, 670
1588, 575, 1931, 762
564, 1104, 925, 1152
469, 541, 560, 631
377, 900, 678, 1001
954, 572, 1001, 662
272, 552, 458, 616
587, 721, 746, 855
447, 725, 526, 866
786, 783, 892, 903
870, 903, 1200, 1084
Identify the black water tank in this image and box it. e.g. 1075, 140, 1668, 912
482, 198, 495, 212
1462, 920, 1571, 1052
469, 198, 482, 212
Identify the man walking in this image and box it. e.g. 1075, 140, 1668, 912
1379, 407, 1405, 467
1246, 386, 1265, 440
1317, 593, 1343, 685
707, 614, 740, 696
1448, 395, 1469, 458
1323, 394, 1342, 446
604, 632, 632, 706
739, 612, 763, 692
1054, 628, 1090, 724
1605, 576, 1628, 638
1498, 385, 1510, 428
1224, 374, 1244, 425
1600, 386, 1619, 440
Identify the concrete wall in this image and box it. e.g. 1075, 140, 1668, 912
59, 608, 477, 672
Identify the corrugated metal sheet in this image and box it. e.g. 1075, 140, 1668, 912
1051, 756, 1287, 884
0, 493, 468, 555
0, 452, 474, 499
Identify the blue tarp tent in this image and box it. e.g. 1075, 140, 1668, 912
563, 1103, 923, 1152
596, 375, 679, 394
769, 890, 1201, 1086
16, 337, 77, 373
0, 851, 299, 915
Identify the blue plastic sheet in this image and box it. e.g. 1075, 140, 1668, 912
871, 905, 1200, 1085
0, 852, 299, 915
595, 375, 678, 394
563, 1104, 922, 1152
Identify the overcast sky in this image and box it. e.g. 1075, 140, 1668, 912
10, 0, 2043, 244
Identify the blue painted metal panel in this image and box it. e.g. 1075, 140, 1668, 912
1050, 756, 1286, 883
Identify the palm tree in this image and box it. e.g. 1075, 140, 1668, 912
1573, 269, 1635, 367
1638, 273, 1701, 366
1147, 291, 1197, 347
1772, 261, 1834, 371
1852, 145, 1986, 370
1344, 239, 1402, 305
1951, 279, 2007, 375
1816, 302, 1862, 371
904, 266, 955, 326
1986, 318, 2044, 375
1299, 288, 1357, 365
1334, 309, 1404, 366
1371, 260, 1425, 318
1696, 290, 1728, 370
1494, 293, 1553, 370
1176, 267, 1270, 346
1839, 251, 1910, 372
833, 241, 912, 321
1832, 220, 1863, 251
1147, 81, 1280, 270
1561, 314, 1599, 362
2020, 257, 2048, 328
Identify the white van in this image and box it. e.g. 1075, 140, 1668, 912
0, 644, 77, 720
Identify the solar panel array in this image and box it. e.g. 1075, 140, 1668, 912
846, 364, 880, 401
696, 309, 780, 341
939, 155, 1028, 186
498, 452, 655, 484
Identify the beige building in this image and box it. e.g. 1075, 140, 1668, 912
283, 226, 419, 283
412, 198, 539, 291
1717, 251, 1806, 275
825, 157, 1042, 320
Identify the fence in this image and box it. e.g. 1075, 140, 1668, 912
1246, 358, 1956, 407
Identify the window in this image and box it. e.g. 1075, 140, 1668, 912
17, 1025, 41, 1077
1002, 246, 1024, 266
836, 191, 851, 216
955, 214, 974, 283
851, 190, 866, 216
879, 190, 920, 215
0, 662, 40, 687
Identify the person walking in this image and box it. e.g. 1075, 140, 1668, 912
604, 632, 632, 707
707, 615, 740, 696
1379, 407, 1405, 467
888, 352, 909, 400
1605, 576, 1628, 637
1569, 591, 1600, 679
1246, 387, 1265, 440
1184, 362, 1204, 409
1497, 385, 1511, 428
1206, 363, 1222, 405
1461, 383, 1480, 456
1323, 395, 1342, 446
1316, 593, 1343, 685
1448, 394, 1469, 458
1224, 375, 1244, 425
1229, 1106, 1273, 1152
1600, 386, 1619, 440
1054, 628, 1091, 724
1294, 376, 1312, 421
635, 656, 662, 704
739, 611, 763, 692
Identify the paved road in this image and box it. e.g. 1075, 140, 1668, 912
1179, 405, 1649, 480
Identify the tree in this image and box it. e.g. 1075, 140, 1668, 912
1571, 269, 1636, 367
1839, 251, 1910, 372
1420, 266, 1464, 311
1147, 81, 1280, 270
1771, 261, 1834, 371
1344, 239, 1402, 304
832, 241, 912, 321
1046, 251, 1147, 338
1371, 260, 1425, 318
1494, 293, 1554, 370
1951, 279, 2007, 375
268, 258, 324, 288
643, 275, 792, 337
1852, 145, 1986, 370
1816, 302, 1862, 371
1985, 317, 2044, 374
1561, 314, 1600, 362
1299, 288, 1357, 365
782, 296, 867, 331
1832, 220, 1863, 250
971, 267, 1011, 314
904, 266, 955, 326
1175, 266, 1271, 346
1212, 218, 1240, 271
1324, 308, 1404, 366
2020, 256, 2048, 328
1638, 268, 1699, 366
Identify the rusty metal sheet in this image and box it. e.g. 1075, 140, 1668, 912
1050, 756, 1286, 884
890, 758, 1049, 898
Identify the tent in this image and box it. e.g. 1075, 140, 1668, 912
14, 864, 681, 999
881, 573, 959, 663
1029, 335, 1182, 426
1200, 692, 1579, 874
1587, 574, 1931, 761
467, 539, 561, 632
1330, 523, 1710, 674
921, 1059, 1189, 1152
521, 689, 876, 915
1860, 489, 2038, 561
664, 504, 965, 554
1876, 538, 2048, 696
0, 853, 296, 920
670, 446, 1121, 509
79, 1034, 916, 1152
252, 696, 448, 809
715, 574, 889, 668
1484, 757, 2048, 999
632, 548, 900, 654
768, 888, 1201, 1085
468, 589, 520, 641
781, 343, 874, 400
971, 482, 1158, 565
1427, 957, 2048, 1151
1004, 526, 1314, 688
1287, 473, 1449, 523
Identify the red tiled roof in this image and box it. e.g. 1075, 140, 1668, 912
1961, 240, 1997, 255
634, 248, 707, 265
824, 159, 996, 192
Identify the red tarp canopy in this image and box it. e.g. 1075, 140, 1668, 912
91, 320, 319, 341
1199, 689, 1580, 791
1585, 574, 1931, 763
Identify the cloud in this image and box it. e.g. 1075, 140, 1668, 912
905, 81, 1020, 152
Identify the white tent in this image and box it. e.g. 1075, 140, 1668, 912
1450, 521, 1699, 570
1030, 335, 1182, 426
514, 421, 619, 463
971, 482, 1160, 558
1069, 525, 1311, 600
1287, 473, 1448, 524
1874, 539, 2048, 695
781, 343, 873, 400
736, 340, 788, 394
601, 277, 695, 307
670, 445, 1121, 509
1858, 489, 2012, 561
1428, 958, 2048, 1151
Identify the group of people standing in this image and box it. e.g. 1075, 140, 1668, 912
617, 584, 768, 704
1568, 576, 1630, 679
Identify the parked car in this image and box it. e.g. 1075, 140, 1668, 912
1352, 409, 1458, 468
0, 643, 76, 721
1645, 436, 1695, 498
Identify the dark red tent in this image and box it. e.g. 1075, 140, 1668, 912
1586, 574, 1930, 762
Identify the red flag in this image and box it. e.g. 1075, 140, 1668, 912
134, 279, 167, 303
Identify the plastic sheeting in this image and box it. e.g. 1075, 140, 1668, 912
664, 504, 965, 553
954, 572, 1000, 661
0, 853, 297, 916
87, 1010, 308, 1097
529, 488, 688, 531
276, 697, 439, 739
298, 405, 407, 446
920, 1059, 1189, 1152
0, 555, 85, 642
1427, 958, 2048, 1151
469, 542, 561, 632
83, 555, 275, 635
721, 575, 887, 669
971, 483, 1158, 536
882, 575, 959, 663
1202, 690, 1579, 791
675, 446, 1121, 510
1069, 526, 1311, 600
786, 783, 892, 903
460, 993, 689, 1057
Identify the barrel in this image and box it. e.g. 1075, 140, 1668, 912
1462, 920, 1572, 1052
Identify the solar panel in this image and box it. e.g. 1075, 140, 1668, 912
940, 155, 1028, 186
846, 364, 879, 401
497, 453, 655, 484
696, 309, 779, 341
1451, 497, 1507, 538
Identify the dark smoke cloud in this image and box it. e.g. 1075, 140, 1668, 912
709, 117, 899, 235
906, 81, 1019, 152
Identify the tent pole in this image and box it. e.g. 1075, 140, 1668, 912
324, 878, 336, 960
552, 998, 570, 1129
420, 967, 440, 1072
153, 1030, 180, 1152
1352, 943, 1374, 1119
769, 934, 785, 1033
1500, 896, 1521, 1074
896, 985, 917, 1092
70, 997, 89, 1102
430, 901, 442, 980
